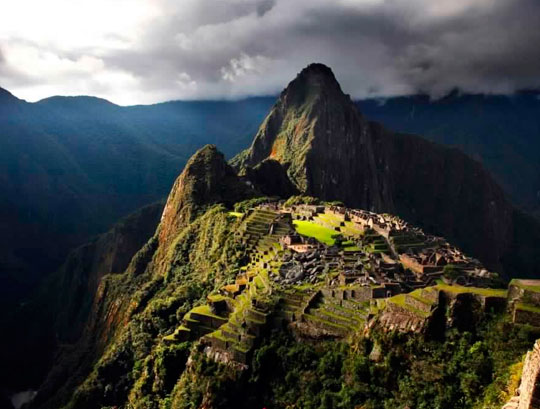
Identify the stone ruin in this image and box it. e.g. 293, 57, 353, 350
167, 202, 540, 370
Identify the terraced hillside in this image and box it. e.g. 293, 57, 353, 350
142, 201, 524, 368
29, 146, 540, 409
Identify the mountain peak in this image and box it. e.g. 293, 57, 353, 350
279, 63, 347, 108
158, 144, 253, 248
232, 64, 516, 272
232, 63, 364, 191
296, 63, 338, 85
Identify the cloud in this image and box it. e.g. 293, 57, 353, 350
0, 0, 539, 104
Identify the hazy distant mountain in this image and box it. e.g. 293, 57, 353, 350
0, 88, 275, 304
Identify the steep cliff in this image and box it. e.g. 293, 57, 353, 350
157, 144, 252, 250
52, 202, 165, 341
233, 63, 537, 276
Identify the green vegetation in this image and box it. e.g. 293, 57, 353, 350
443, 264, 462, 280
233, 197, 271, 213
387, 294, 431, 318
284, 195, 321, 207
510, 279, 540, 293
175, 316, 539, 409
186, 305, 222, 320
408, 289, 435, 306
515, 302, 540, 314
436, 283, 507, 298
40, 190, 538, 409
293, 220, 337, 245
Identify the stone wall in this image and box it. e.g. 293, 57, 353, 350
518, 340, 540, 409
405, 295, 434, 313
508, 282, 540, 308
378, 301, 431, 333
514, 309, 540, 328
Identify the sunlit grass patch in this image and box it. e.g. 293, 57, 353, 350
293, 220, 337, 245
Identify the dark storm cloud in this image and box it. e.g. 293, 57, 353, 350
1, 0, 539, 103
390, 0, 540, 95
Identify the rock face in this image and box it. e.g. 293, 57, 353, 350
235, 63, 391, 210
502, 339, 540, 409
233, 63, 536, 275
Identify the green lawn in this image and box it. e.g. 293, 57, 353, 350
187, 304, 223, 319
344, 246, 361, 252
293, 220, 337, 245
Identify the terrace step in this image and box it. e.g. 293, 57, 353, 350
302, 313, 351, 336
308, 307, 363, 328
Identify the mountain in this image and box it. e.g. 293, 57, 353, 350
27, 139, 540, 409
357, 91, 540, 218
157, 145, 255, 252
233, 63, 540, 278
0, 89, 275, 307
30, 144, 257, 408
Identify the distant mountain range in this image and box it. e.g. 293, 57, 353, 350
1, 82, 539, 307
0, 88, 274, 306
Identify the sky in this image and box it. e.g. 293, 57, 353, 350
1, 0, 539, 105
